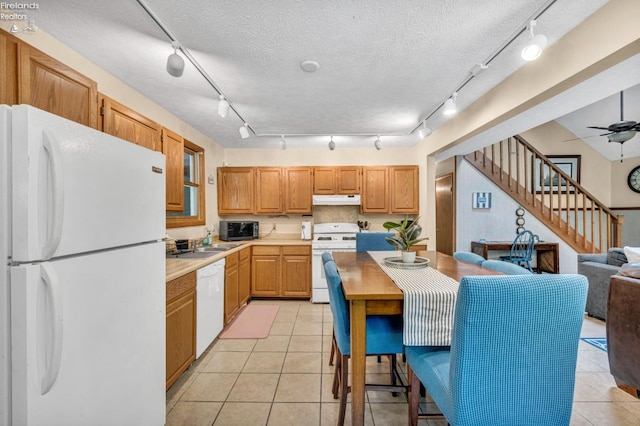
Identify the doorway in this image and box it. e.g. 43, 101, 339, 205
435, 173, 455, 255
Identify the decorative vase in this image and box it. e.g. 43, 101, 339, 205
401, 250, 416, 263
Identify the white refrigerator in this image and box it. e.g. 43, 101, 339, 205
0, 105, 166, 425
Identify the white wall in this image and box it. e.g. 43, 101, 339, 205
456, 157, 578, 273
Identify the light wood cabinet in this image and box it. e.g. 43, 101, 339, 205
217, 167, 255, 214
20, 39, 98, 129
361, 167, 389, 213
251, 245, 310, 298
162, 128, 185, 212
284, 167, 313, 214
389, 166, 419, 213
255, 167, 283, 214
0, 31, 20, 105
224, 252, 240, 324
238, 247, 251, 306
362, 165, 419, 214
313, 166, 361, 194
99, 94, 161, 152
166, 271, 197, 390
281, 246, 312, 297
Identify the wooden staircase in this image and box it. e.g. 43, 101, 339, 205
464, 135, 623, 253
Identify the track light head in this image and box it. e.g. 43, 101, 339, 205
419, 122, 432, 138
521, 20, 547, 61
374, 136, 382, 150
217, 95, 229, 118
280, 135, 287, 150
328, 136, 336, 151
239, 123, 250, 139
166, 41, 184, 77
443, 93, 457, 116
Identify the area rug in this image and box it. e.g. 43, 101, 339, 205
218, 304, 279, 339
581, 337, 607, 352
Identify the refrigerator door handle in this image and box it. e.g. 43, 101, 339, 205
41, 130, 64, 260
39, 262, 63, 395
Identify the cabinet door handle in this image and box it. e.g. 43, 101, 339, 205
39, 262, 63, 395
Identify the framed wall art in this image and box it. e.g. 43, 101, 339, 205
532, 155, 581, 193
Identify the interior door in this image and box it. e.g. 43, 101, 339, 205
435, 173, 455, 255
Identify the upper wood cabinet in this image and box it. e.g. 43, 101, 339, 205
15, 34, 98, 129
1, 31, 20, 105
362, 165, 419, 214
218, 167, 255, 214
390, 166, 419, 213
162, 128, 185, 212
313, 166, 361, 194
361, 167, 389, 213
255, 167, 283, 214
99, 95, 161, 152
284, 167, 313, 214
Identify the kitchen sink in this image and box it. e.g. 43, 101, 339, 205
196, 243, 244, 252
166, 251, 221, 259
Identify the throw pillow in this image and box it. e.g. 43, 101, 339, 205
624, 246, 640, 263
619, 262, 640, 279
607, 247, 628, 266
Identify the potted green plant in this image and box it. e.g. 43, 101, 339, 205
382, 216, 428, 263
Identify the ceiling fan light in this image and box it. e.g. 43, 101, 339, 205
521, 34, 547, 61
217, 95, 229, 118
608, 131, 637, 143
443, 97, 457, 116
239, 123, 250, 139
166, 42, 184, 77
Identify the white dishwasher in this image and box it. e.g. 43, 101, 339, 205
196, 258, 226, 359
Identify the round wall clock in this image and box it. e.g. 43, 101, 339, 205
628, 166, 640, 194
516, 217, 525, 226
515, 207, 525, 216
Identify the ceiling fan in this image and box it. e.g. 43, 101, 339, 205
587, 90, 639, 144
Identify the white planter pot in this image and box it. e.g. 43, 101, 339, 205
401, 250, 416, 263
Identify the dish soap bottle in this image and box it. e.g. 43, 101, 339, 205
203, 228, 212, 246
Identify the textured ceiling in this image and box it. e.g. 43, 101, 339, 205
13, 0, 619, 150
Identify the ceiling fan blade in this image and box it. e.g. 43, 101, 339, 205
562, 134, 608, 142
587, 126, 611, 130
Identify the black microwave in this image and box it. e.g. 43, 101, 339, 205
219, 221, 259, 241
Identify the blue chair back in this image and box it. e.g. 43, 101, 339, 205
355, 232, 395, 252
481, 259, 534, 275
449, 274, 587, 425
452, 251, 485, 265
324, 260, 351, 351
510, 230, 535, 262
321, 251, 334, 265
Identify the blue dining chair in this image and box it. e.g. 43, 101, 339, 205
324, 260, 405, 425
452, 251, 485, 265
481, 259, 534, 275
321, 251, 339, 366
500, 229, 536, 271
406, 274, 588, 426
355, 232, 395, 252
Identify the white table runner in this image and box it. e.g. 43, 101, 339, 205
368, 251, 459, 346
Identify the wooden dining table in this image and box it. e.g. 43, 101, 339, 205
332, 250, 501, 426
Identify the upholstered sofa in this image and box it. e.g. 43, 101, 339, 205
577, 247, 630, 320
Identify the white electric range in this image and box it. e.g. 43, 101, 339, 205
311, 223, 360, 303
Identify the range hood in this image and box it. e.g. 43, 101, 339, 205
312, 194, 361, 206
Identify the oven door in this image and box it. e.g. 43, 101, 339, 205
311, 250, 330, 303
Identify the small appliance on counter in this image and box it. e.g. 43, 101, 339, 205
219, 220, 259, 241
301, 221, 312, 240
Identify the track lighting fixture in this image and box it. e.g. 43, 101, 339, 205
239, 123, 250, 139
166, 41, 184, 77
374, 136, 382, 150
328, 136, 336, 151
418, 122, 432, 138
443, 92, 457, 116
217, 95, 229, 118
279, 135, 286, 150
521, 20, 547, 61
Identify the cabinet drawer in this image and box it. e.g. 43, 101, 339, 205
166, 271, 196, 303
226, 251, 239, 267
252, 245, 281, 256
282, 245, 310, 255
239, 247, 251, 262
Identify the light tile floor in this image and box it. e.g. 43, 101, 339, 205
166, 300, 640, 425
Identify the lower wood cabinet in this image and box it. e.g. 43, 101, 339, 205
166, 271, 196, 390
224, 247, 252, 324
251, 245, 311, 298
